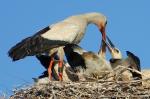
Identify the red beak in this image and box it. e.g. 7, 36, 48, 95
100, 26, 106, 41
98, 26, 107, 57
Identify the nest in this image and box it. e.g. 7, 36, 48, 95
10, 66, 150, 99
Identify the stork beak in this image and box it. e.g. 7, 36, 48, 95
98, 23, 107, 57
98, 26, 107, 57
99, 26, 106, 40
102, 35, 115, 52
106, 35, 115, 48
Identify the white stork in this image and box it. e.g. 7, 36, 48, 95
8, 12, 107, 81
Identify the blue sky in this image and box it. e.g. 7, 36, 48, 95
0, 0, 150, 96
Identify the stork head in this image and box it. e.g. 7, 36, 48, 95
103, 36, 122, 59
84, 12, 107, 40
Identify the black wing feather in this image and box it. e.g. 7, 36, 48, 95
64, 44, 86, 69
36, 55, 51, 69
126, 51, 141, 71
8, 26, 69, 61
126, 51, 142, 80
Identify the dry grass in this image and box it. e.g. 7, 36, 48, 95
10, 67, 150, 99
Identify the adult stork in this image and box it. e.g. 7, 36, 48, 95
106, 36, 142, 81
8, 12, 107, 81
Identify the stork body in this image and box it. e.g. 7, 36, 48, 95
8, 12, 107, 80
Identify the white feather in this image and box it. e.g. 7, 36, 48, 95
41, 22, 80, 43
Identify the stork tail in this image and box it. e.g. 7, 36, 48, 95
8, 37, 35, 61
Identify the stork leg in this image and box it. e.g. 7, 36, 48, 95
58, 60, 63, 81
48, 57, 54, 80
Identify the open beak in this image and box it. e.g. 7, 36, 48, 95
106, 35, 115, 48
102, 35, 116, 52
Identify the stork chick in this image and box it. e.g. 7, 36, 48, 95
106, 36, 142, 82
64, 44, 112, 80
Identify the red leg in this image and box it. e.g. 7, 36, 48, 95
58, 60, 63, 81
48, 57, 54, 80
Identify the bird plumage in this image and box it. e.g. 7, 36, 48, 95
64, 44, 112, 77
8, 26, 69, 61
64, 44, 86, 70
126, 51, 141, 71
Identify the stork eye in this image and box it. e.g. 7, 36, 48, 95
105, 21, 107, 25
110, 58, 120, 63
